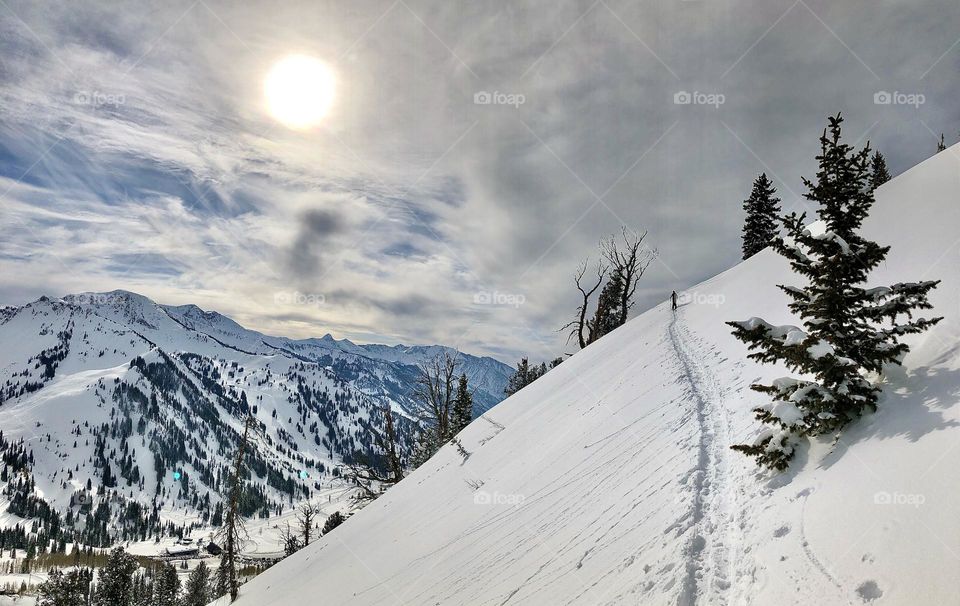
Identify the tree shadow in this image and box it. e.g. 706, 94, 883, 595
765, 438, 811, 490
818, 364, 960, 471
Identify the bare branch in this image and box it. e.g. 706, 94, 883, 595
563, 258, 606, 348
602, 227, 656, 325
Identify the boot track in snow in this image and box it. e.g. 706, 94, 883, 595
668, 310, 736, 606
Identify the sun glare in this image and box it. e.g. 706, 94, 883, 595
264, 54, 336, 129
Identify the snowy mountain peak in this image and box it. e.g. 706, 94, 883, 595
0, 290, 513, 547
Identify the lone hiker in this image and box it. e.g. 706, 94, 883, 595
671, 290, 678, 311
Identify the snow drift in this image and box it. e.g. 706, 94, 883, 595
234, 146, 958, 605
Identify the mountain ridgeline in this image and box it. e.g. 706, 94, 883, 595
0, 291, 511, 547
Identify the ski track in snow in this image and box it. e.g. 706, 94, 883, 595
668, 310, 736, 606
798, 488, 855, 605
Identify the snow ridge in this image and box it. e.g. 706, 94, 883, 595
668, 310, 737, 606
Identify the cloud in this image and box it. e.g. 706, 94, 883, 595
286, 208, 346, 276
0, 0, 958, 360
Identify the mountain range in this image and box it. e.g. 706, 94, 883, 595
0, 290, 512, 545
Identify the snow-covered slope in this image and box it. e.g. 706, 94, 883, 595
0, 292, 511, 545
229, 147, 960, 606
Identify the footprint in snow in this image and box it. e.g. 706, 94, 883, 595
856, 580, 883, 602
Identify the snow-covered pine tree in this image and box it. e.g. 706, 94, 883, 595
39, 568, 89, 606
728, 113, 942, 470
451, 373, 473, 434
131, 572, 151, 606
869, 151, 891, 190
93, 547, 137, 606
151, 563, 180, 606
741, 173, 781, 259
182, 562, 211, 606
408, 424, 440, 470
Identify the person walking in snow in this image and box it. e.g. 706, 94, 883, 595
671, 291, 678, 311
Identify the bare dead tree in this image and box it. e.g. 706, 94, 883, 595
561, 259, 606, 349
601, 228, 657, 326
412, 352, 460, 443
217, 412, 256, 602
344, 458, 384, 502
295, 502, 319, 548
279, 522, 300, 556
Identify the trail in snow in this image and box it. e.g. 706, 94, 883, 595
668, 309, 737, 606
798, 488, 855, 605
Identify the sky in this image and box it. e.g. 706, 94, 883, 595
0, 0, 957, 361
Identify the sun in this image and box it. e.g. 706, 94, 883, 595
264, 55, 336, 129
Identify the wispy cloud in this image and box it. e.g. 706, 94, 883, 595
0, 0, 957, 359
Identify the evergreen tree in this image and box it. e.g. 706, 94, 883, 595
869, 151, 891, 190
451, 373, 473, 434
182, 561, 211, 606
94, 547, 137, 606
39, 568, 89, 606
130, 572, 151, 606
588, 272, 624, 341
150, 563, 179, 606
504, 358, 533, 397
728, 114, 942, 470
344, 400, 406, 500
504, 358, 560, 397
741, 173, 781, 259
321, 511, 345, 535
408, 424, 440, 470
